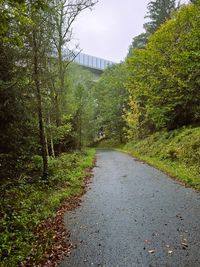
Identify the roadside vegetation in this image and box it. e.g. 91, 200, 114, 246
121, 127, 200, 190
94, 0, 200, 190
0, 0, 97, 266
0, 148, 95, 266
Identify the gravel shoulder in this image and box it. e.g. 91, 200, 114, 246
59, 150, 200, 267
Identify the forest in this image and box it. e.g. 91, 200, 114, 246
0, 0, 200, 266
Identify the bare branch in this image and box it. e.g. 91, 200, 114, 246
64, 48, 82, 69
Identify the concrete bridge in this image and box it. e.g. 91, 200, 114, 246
74, 52, 114, 80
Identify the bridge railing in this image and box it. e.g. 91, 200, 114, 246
74, 53, 114, 71
54, 49, 114, 71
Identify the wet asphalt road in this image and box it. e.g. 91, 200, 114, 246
59, 150, 200, 267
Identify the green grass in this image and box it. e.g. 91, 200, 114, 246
96, 139, 123, 149
118, 127, 200, 190
0, 148, 96, 267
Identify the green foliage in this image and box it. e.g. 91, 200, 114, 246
31, 155, 43, 172
48, 152, 82, 183
0, 0, 32, 46
0, 149, 95, 266
53, 123, 72, 144
144, 0, 178, 34
122, 127, 200, 190
96, 139, 123, 149
0, 42, 38, 179
94, 63, 129, 143
126, 2, 200, 139
64, 63, 97, 149
127, 33, 148, 55
127, 0, 179, 55
0, 0, 97, 180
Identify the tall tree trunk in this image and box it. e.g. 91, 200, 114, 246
56, 42, 64, 154
79, 115, 82, 150
48, 114, 55, 158
55, 93, 61, 127
44, 126, 49, 158
50, 134, 55, 158
32, 28, 48, 178
56, 41, 64, 127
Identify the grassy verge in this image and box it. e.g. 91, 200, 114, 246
95, 139, 123, 149
0, 148, 96, 267
118, 127, 200, 191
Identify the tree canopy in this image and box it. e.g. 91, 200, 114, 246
126, 1, 200, 139
128, 0, 180, 54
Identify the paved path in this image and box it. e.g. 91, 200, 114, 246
60, 150, 200, 267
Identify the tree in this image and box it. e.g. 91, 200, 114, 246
94, 64, 129, 143
27, 0, 55, 178
128, 0, 179, 57
0, 0, 32, 46
126, 2, 200, 140
144, 0, 179, 34
127, 33, 148, 57
64, 63, 96, 149
50, 0, 97, 129
0, 0, 39, 179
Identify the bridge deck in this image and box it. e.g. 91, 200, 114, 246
74, 52, 114, 71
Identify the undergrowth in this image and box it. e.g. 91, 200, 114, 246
0, 148, 95, 267
120, 127, 200, 190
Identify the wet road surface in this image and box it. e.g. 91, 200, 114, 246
59, 150, 200, 267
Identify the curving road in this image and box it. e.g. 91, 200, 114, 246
59, 150, 200, 267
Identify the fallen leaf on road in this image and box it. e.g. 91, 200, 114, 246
148, 250, 155, 254
181, 242, 188, 249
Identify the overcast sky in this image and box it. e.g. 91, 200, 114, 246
72, 0, 188, 63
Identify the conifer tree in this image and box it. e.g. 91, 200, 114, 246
128, 0, 179, 54
144, 0, 179, 34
